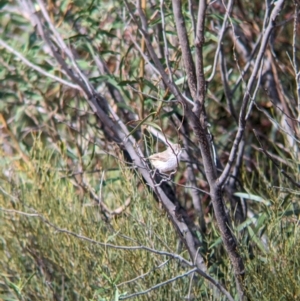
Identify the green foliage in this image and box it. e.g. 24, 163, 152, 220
0, 0, 299, 300
0, 143, 209, 300
246, 223, 300, 300
0, 138, 299, 300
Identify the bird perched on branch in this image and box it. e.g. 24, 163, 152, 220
148, 144, 183, 173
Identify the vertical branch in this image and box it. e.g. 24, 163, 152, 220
129, 0, 187, 104
129, 1, 247, 297
172, 0, 197, 100
207, 0, 234, 83
139, 0, 146, 121
181, 126, 206, 233
188, 0, 197, 39
293, 0, 300, 124
219, 46, 237, 122
194, 0, 207, 114
160, 0, 173, 81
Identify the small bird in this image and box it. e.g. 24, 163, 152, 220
148, 144, 183, 173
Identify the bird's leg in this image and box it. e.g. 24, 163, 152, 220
151, 168, 158, 177
154, 176, 168, 187
165, 169, 177, 181
154, 169, 177, 187
159, 169, 177, 180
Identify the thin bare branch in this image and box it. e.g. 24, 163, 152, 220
194, 0, 207, 112
119, 268, 198, 300
0, 207, 193, 263
119, 266, 234, 301
36, 0, 93, 95
219, 0, 286, 186
1, 207, 233, 300
245, 57, 265, 121
0, 39, 80, 90
117, 260, 170, 287
172, 0, 197, 100
160, 0, 173, 81
188, 0, 197, 38
293, 0, 300, 123
219, 46, 237, 122
231, 35, 262, 96
207, 0, 234, 82
20, 0, 90, 95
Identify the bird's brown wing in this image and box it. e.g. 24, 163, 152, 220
148, 150, 169, 162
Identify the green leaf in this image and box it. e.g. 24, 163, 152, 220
125, 112, 157, 138
144, 121, 162, 132
236, 217, 256, 232
234, 192, 271, 206
174, 76, 187, 85
114, 288, 119, 301
247, 226, 268, 254
255, 213, 268, 230
209, 237, 222, 249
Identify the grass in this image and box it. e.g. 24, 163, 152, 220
0, 144, 207, 300
0, 141, 299, 300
